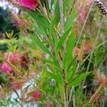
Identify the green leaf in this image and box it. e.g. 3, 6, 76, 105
31, 33, 50, 54
64, 9, 77, 32
51, 1, 60, 27
49, 70, 63, 84
64, 0, 73, 15
67, 65, 76, 81
28, 10, 50, 34
69, 72, 91, 87
48, 24, 57, 46
56, 28, 71, 51
34, 24, 46, 35
63, 32, 76, 70
58, 83, 64, 102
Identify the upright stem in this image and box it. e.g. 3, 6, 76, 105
62, 69, 68, 107
89, 82, 106, 103
76, 1, 94, 45
59, 51, 68, 107
59, 0, 68, 106
59, 0, 64, 33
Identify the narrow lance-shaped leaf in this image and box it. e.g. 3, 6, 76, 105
63, 0, 73, 15
69, 72, 91, 87
51, 0, 60, 27
56, 28, 71, 52
63, 32, 76, 70
67, 65, 76, 81
28, 10, 50, 34
31, 33, 50, 54
64, 9, 77, 32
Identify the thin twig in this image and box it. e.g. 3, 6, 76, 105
89, 82, 106, 103
76, 1, 94, 45
58, 0, 64, 33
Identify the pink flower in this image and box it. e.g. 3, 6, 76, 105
31, 90, 41, 101
16, 0, 38, 10
13, 83, 22, 89
73, 46, 80, 56
86, 0, 93, 6
76, 0, 93, 23
76, 3, 86, 23
1, 62, 12, 74
6, 51, 22, 63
